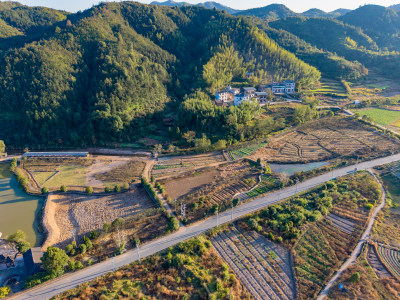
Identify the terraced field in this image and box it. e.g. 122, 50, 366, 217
247, 175, 277, 198
213, 227, 296, 300
306, 79, 347, 97
326, 213, 355, 235
152, 152, 225, 178
253, 117, 400, 163
227, 143, 267, 161
377, 245, 400, 279
367, 244, 393, 279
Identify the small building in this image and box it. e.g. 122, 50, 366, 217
283, 80, 296, 93
243, 87, 257, 97
272, 83, 286, 94
215, 90, 234, 102
255, 92, 271, 103
23, 248, 44, 275
234, 93, 250, 106
225, 86, 240, 95
22, 152, 89, 158
245, 72, 254, 78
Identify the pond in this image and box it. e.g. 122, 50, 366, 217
270, 161, 329, 176
0, 163, 43, 246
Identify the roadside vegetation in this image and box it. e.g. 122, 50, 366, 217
54, 236, 252, 299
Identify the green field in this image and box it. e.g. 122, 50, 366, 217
32, 171, 57, 186
353, 108, 400, 126
306, 79, 347, 97
43, 165, 87, 188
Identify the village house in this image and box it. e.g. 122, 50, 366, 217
215, 86, 240, 106
243, 87, 257, 97
283, 80, 295, 93
233, 93, 250, 106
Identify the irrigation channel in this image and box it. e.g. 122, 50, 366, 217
0, 163, 43, 246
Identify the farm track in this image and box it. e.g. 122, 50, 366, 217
213, 227, 296, 300
326, 213, 355, 235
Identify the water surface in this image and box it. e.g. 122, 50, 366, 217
270, 161, 329, 176
0, 163, 43, 246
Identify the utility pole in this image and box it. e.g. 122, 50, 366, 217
216, 209, 219, 226
181, 202, 186, 219
174, 199, 177, 215
137, 245, 141, 264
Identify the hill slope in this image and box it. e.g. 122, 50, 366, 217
0, 2, 320, 147
236, 4, 297, 21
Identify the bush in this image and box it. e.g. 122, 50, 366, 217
79, 244, 87, 254
89, 230, 99, 240
10, 158, 17, 171
364, 203, 374, 210
103, 223, 111, 233
168, 217, 180, 232
85, 186, 93, 194
232, 198, 239, 207
111, 217, 125, 229
0, 286, 11, 298
122, 182, 130, 190
350, 272, 361, 283
41, 187, 49, 194
114, 185, 121, 193
60, 185, 67, 193
104, 186, 112, 193
65, 244, 75, 256
83, 236, 92, 250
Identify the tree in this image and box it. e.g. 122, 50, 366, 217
114, 185, 121, 193
0, 286, 11, 298
0, 140, 5, 154
213, 139, 227, 151
60, 185, 67, 192
168, 217, 180, 232
112, 217, 125, 229
7, 230, 27, 243
104, 186, 112, 193
41, 247, 69, 277
350, 272, 361, 283
83, 236, 92, 250
194, 133, 212, 152
41, 187, 49, 194
232, 198, 239, 207
85, 186, 93, 194
78, 244, 87, 254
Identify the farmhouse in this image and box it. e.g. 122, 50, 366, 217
23, 247, 44, 275
215, 86, 240, 105
234, 93, 250, 106
243, 87, 257, 97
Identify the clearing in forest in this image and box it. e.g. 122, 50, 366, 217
252, 117, 400, 163
213, 226, 296, 300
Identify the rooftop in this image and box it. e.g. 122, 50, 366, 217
22, 152, 89, 158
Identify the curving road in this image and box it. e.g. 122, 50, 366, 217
9, 153, 400, 300
316, 171, 387, 299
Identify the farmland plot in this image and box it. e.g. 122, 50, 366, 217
213, 226, 296, 300
252, 117, 400, 163
367, 244, 393, 279
377, 245, 400, 279
152, 152, 225, 179
325, 213, 355, 235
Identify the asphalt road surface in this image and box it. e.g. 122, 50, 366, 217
10, 153, 400, 300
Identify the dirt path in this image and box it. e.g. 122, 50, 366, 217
317, 170, 387, 299
41, 194, 60, 250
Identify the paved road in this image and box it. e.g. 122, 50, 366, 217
10, 153, 400, 300
316, 171, 387, 299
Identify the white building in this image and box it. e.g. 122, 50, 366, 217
215, 90, 233, 102
234, 93, 250, 106
283, 80, 295, 93
243, 87, 257, 97
272, 83, 286, 94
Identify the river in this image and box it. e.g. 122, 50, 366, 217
0, 163, 43, 246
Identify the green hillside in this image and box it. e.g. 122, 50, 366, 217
236, 4, 297, 21
0, 2, 320, 147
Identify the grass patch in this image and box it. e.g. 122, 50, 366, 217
353, 108, 400, 126
45, 165, 87, 187
32, 171, 57, 186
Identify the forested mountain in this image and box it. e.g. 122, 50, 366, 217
0, 2, 320, 147
301, 9, 336, 18
150, 0, 239, 14
236, 4, 297, 21
339, 5, 400, 50
390, 4, 400, 11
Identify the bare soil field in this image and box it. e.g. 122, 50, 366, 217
152, 152, 226, 179
252, 117, 400, 163
42, 186, 155, 249
326, 213, 355, 235
162, 161, 259, 223
213, 226, 296, 300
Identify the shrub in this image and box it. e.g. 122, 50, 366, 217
350, 272, 361, 283
10, 158, 17, 171
42, 247, 69, 277
60, 185, 67, 193
79, 244, 87, 254
122, 182, 130, 190
83, 236, 92, 250
65, 244, 75, 256
85, 186, 93, 194
41, 187, 49, 194
168, 217, 180, 232
364, 203, 374, 210
232, 198, 239, 207
111, 217, 125, 229
0, 286, 11, 298
89, 230, 99, 240
104, 186, 112, 193
86, 259, 93, 266
103, 223, 111, 233
132, 237, 140, 247
114, 185, 121, 193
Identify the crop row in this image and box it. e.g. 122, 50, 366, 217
247, 175, 276, 198
377, 246, 400, 279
